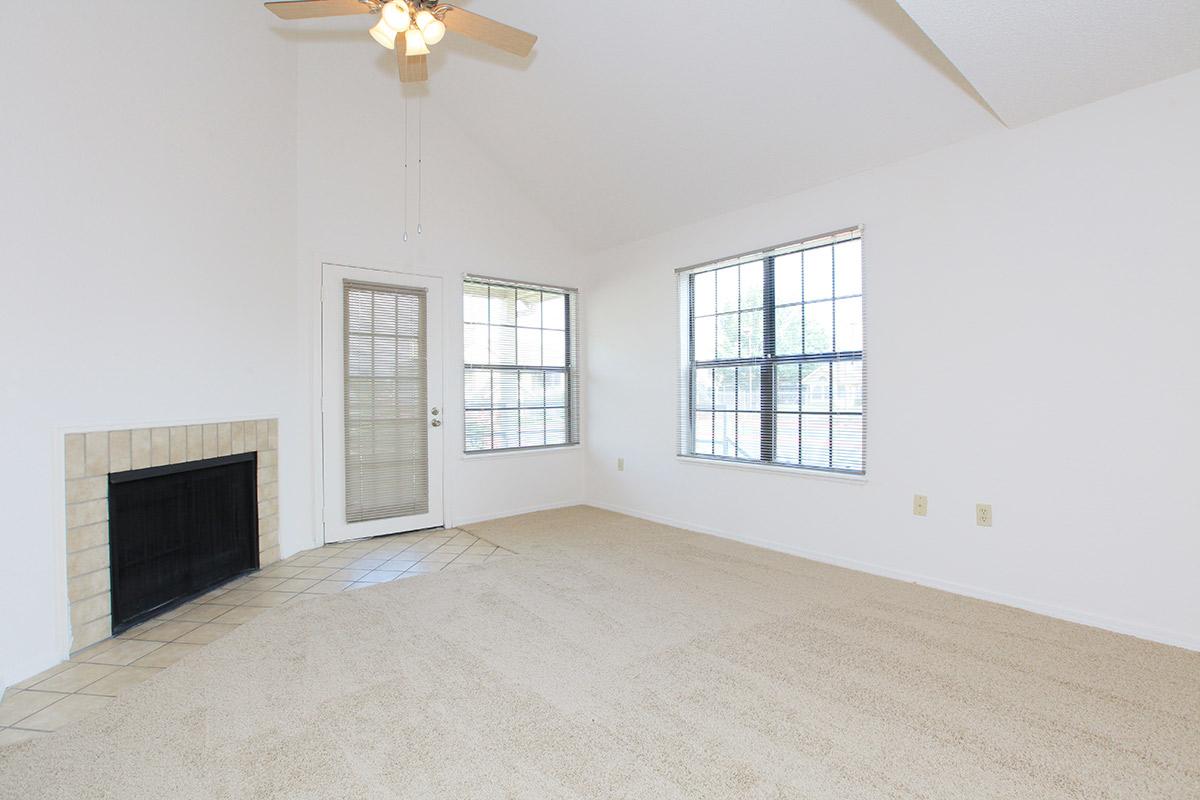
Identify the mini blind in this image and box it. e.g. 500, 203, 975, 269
344, 281, 429, 523
677, 227, 866, 475
463, 275, 580, 452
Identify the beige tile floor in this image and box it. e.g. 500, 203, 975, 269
0, 527, 511, 747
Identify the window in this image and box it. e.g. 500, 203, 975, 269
463, 276, 580, 452
677, 227, 865, 474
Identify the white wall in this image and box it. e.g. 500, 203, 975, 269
583, 69, 1200, 650
0, 3, 301, 687
295, 43, 586, 526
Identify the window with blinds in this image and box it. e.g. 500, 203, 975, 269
344, 281, 429, 522
678, 227, 866, 474
463, 276, 580, 452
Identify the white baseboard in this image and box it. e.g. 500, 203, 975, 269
451, 499, 584, 529
586, 500, 1200, 653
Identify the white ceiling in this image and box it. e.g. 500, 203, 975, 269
896, 0, 1200, 127
286, 0, 1200, 249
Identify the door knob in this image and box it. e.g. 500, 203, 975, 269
431, 419, 442, 428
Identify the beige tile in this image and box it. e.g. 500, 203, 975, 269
174, 623, 239, 645
79, 638, 164, 666
360, 571, 404, 583
242, 591, 296, 608
258, 496, 279, 518
420, 551, 461, 564
330, 568, 370, 582
239, 577, 284, 592
134, 621, 201, 642
195, 587, 231, 602
319, 556, 357, 569
67, 545, 109, 578
256, 420, 270, 450
202, 424, 219, 459
465, 543, 498, 556
434, 544, 470, 555
259, 515, 280, 535
231, 421, 246, 453
258, 564, 306, 579
257, 449, 278, 468
12, 662, 74, 690
108, 430, 132, 472
215, 589, 262, 605
297, 567, 337, 580
31, 663, 119, 693
132, 642, 202, 668
70, 592, 111, 628
0, 727, 51, 747
117, 619, 163, 640
20, 693, 112, 732
348, 558, 389, 570
287, 555, 325, 568
274, 578, 319, 593
67, 521, 108, 554
211, 605, 270, 625
173, 603, 234, 623
0, 690, 70, 726
67, 569, 110, 603
66, 499, 108, 530
84, 431, 109, 476
169, 426, 188, 463
65, 433, 87, 479
382, 559, 421, 572
72, 617, 112, 651
77, 665, 161, 697
405, 541, 443, 553
303, 580, 353, 595
260, 545, 281, 566
406, 562, 445, 574
268, 419, 278, 449
217, 422, 232, 456
65, 476, 108, 504
150, 427, 171, 466
186, 424, 203, 461
131, 428, 152, 469
452, 554, 491, 566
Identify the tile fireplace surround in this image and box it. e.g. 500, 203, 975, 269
63, 419, 279, 653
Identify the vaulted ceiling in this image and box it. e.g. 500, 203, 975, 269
285, 0, 1200, 249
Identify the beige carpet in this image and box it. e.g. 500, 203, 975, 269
2, 506, 1197, 799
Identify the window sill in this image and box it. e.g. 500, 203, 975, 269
676, 455, 868, 483
462, 444, 582, 461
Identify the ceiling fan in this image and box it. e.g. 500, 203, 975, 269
265, 0, 537, 83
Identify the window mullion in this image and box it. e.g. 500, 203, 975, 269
760, 255, 776, 463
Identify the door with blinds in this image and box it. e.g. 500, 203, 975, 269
321, 265, 443, 542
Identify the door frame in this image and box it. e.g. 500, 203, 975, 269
316, 261, 446, 544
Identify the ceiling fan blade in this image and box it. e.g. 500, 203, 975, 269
397, 32, 429, 83
264, 0, 373, 20
441, 7, 537, 58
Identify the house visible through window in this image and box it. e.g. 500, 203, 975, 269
463, 276, 580, 452
677, 227, 865, 474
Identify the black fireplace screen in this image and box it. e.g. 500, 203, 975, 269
108, 453, 259, 631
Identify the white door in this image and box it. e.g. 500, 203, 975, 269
322, 264, 443, 542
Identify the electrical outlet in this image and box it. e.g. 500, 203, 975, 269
913, 494, 928, 517
617, 457, 625, 472
976, 503, 993, 527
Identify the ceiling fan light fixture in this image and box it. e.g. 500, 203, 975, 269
369, 17, 399, 49
381, 1, 412, 31
421, 18, 446, 45
405, 26, 430, 55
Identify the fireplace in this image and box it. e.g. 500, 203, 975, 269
108, 454, 259, 632
63, 418, 280, 652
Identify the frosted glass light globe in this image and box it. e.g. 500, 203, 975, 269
369, 18, 398, 49
381, 1, 411, 31
421, 18, 446, 45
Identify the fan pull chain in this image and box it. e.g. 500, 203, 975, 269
403, 92, 410, 243
417, 95, 423, 236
